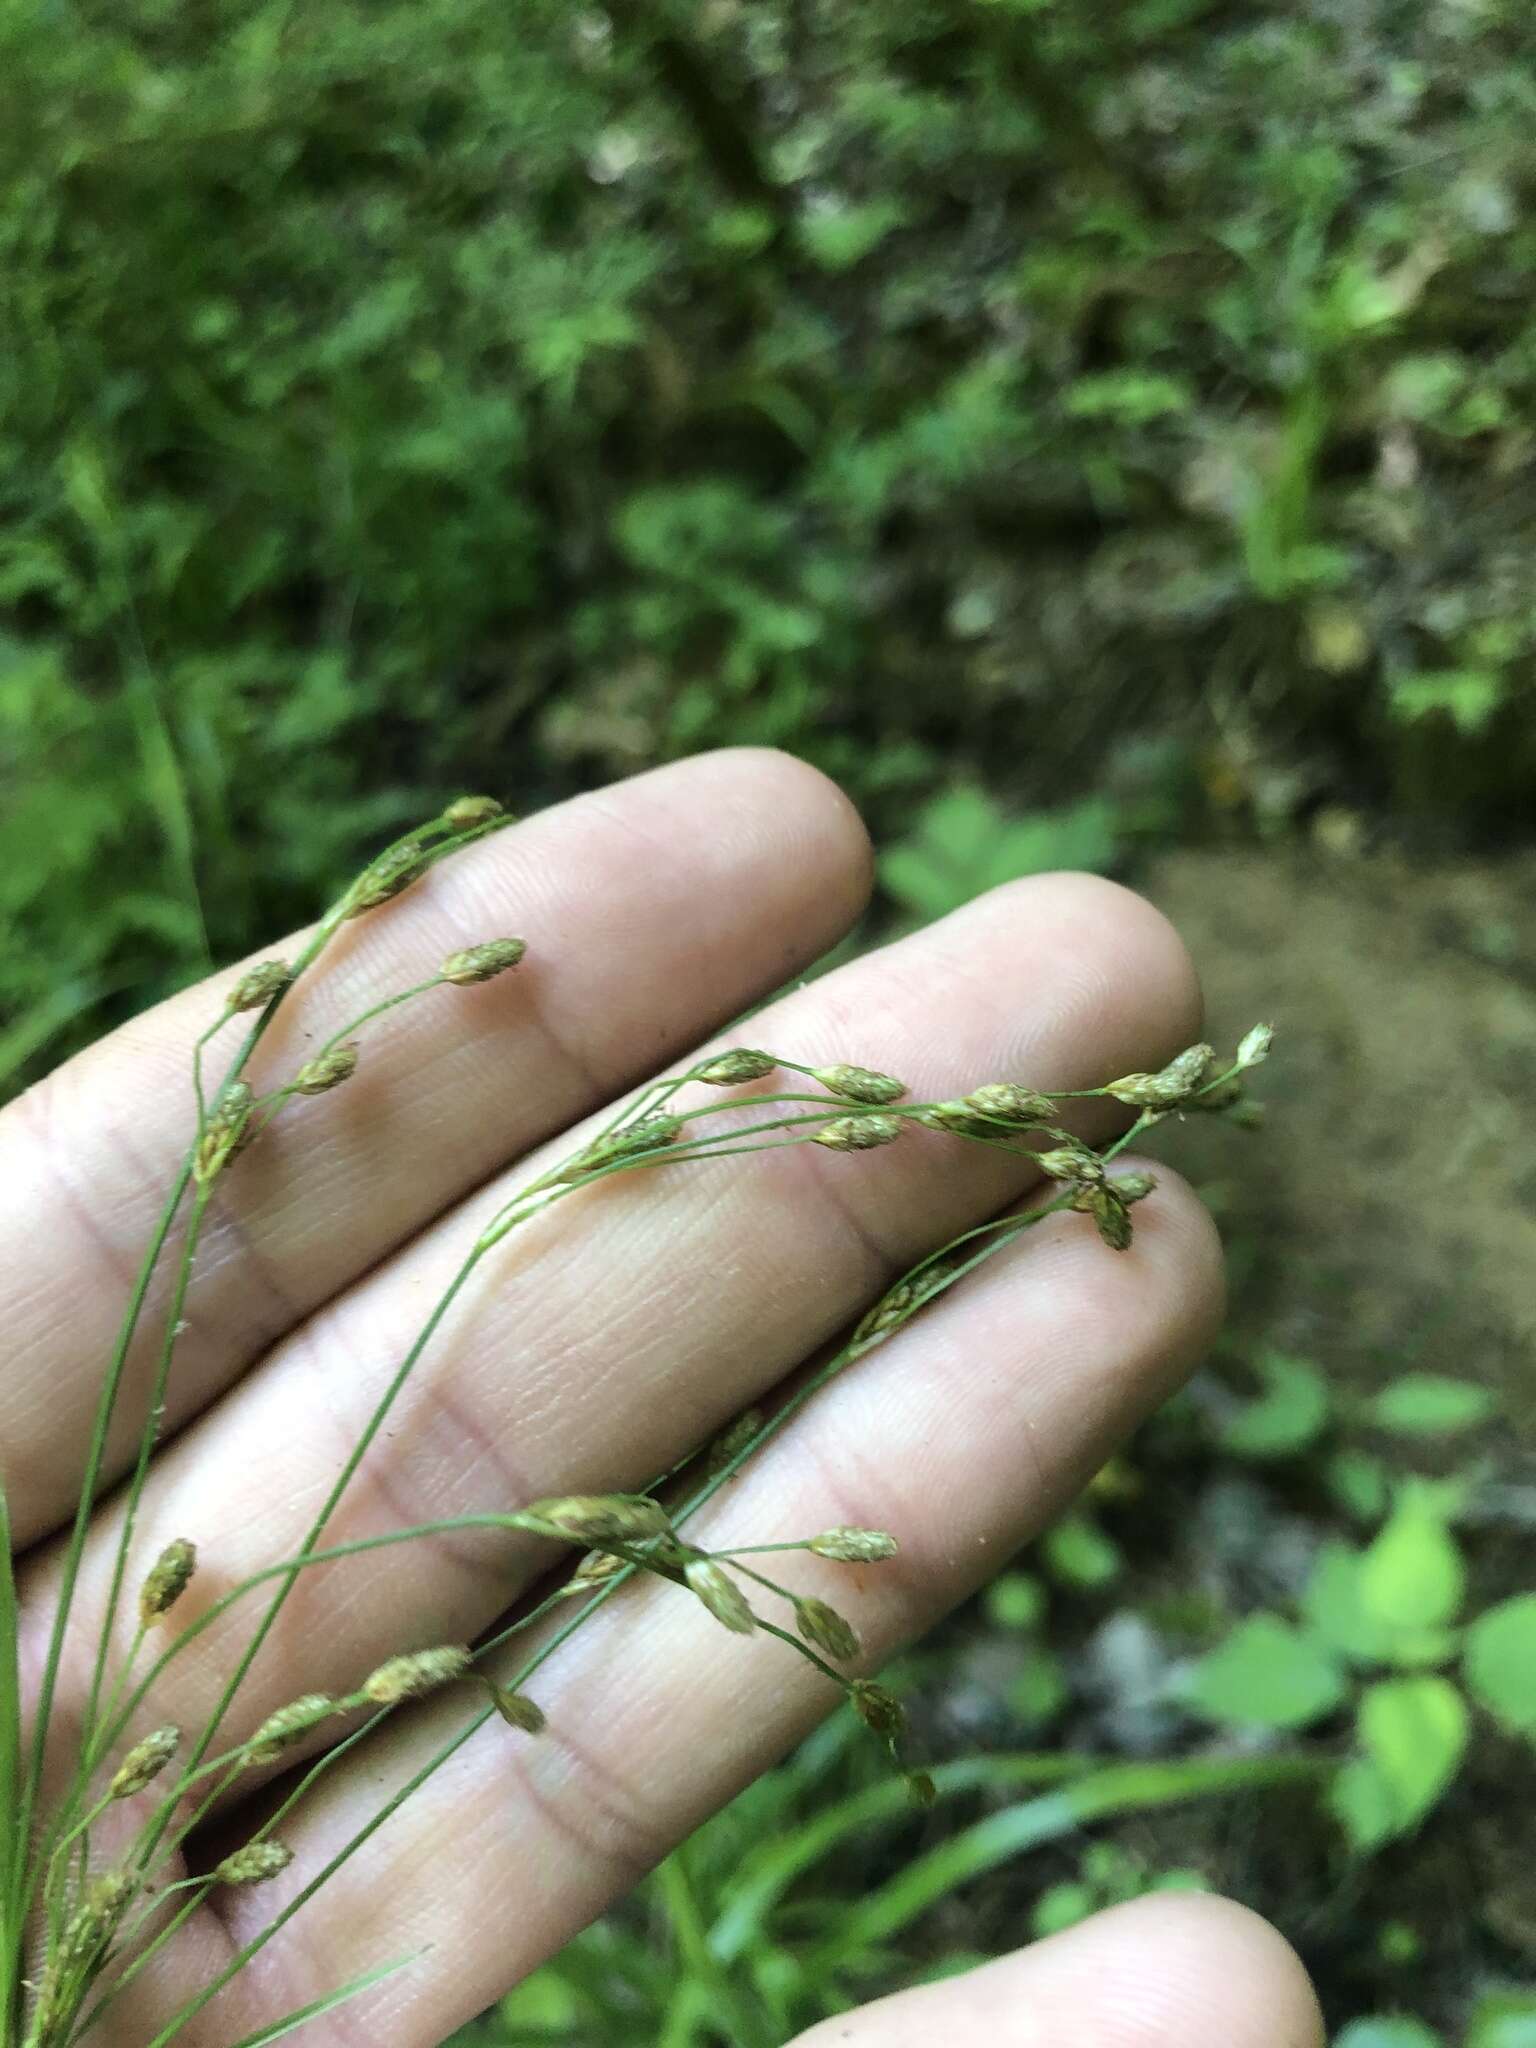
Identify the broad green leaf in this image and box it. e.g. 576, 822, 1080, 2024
496, 1969, 583, 2027
1219, 1352, 1330, 1459
1042, 1512, 1122, 1590
1463, 1595, 1536, 1738
1065, 370, 1195, 424
1368, 1376, 1494, 1437
1469, 1990, 1536, 2048
1359, 1491, 1465, 1634
1389, 669, 1504, 737
986, 1572, 1046, 1631
1305, 1541, 1455, 1672
1326, 1450, 1390, 1523
1335, 2020, 1444, 2048
1008, 1650, 1070, 1729
1031, 1880, 1096, 1938
1330, 1756, 1400, 1853
1354, 1676, 1469, 1837
1182, 1615, 1346, 1730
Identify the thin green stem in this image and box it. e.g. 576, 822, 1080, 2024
80, 1187, 213, 1765
13, 1161, 191, 1956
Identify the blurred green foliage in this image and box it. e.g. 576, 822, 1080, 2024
5, 0, 1536, 1079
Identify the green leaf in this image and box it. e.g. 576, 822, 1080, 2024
1030, 1880, 1096, 1938
1463, 1595, 1536, 1739
1042, 1512, 1122, 1590
1330, 1757, 1401, 1854
1389, 670, 1504, 737
1007, 1651, 1070, 1730
879, 790, 1119, 923
1326, 1450, 1390, 1523
986, 1572, 1046, 1632
1469, 1990, 1536, 2048
1305, 1540, 1456, 1672
1182, 1615, 1347, 1731
1065, 370, 1195, 425
1369, 1376, 1494, 1437
806, 1756, 1322, 1967
1349, 1677, 1469, 1840
800, 200, 906, 271
1219, 1352, 1330, 1459
1359, 1491, 1465, 1634
1335, 2020, 1445, 2048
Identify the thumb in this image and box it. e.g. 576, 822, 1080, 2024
786, 1893, 1323, 2048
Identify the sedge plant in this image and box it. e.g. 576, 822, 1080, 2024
0, 797, 1273, 2047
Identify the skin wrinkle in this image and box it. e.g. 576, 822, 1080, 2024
199, 1169, 1221, 2046
15, 814, 1248, 2044
2, 752, 875, 1546
28, 874, 1204, 1774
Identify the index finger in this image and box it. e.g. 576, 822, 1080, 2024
0, 749, 871, 1545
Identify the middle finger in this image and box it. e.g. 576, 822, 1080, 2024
29, 871, 1199, 1765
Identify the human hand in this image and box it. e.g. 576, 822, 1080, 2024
3, 750, 1316, 2046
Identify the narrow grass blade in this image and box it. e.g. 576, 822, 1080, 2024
712, 1752, 1091, 1963
810, 1754, 1328, 1966
220, 1953, 418, 2047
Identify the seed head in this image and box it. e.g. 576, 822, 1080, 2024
28, 1867, 138, 2040
914, 1101, 998, 1139
812, 1113, 903, 1153
685, 1558, 758, 1635
227, 960, 292, 1014
963, 1084, 1057, 1125
60, 1868, 136, 1963
853, 1278, 917, 1345
706, 1407, 765, 1474
213, 1840, 293, 1887
1235, 1022, 1274, 1070
489, 1687, 547, 1734
361, 1645, 472, 1707
441, 938, 527, 985
294, 1042, 359, 1096
696, 1048, 777, 1086
1104, 1042, 1217, 1110
345, 842, 431, 916
850, 1680, 906, 1743
1036, 1145, 1103, 1184
512, 1495, 672, 1547
442, 794, 505, 832
795, 1597, 861, 1662
249, 1693, 338, 1763
1075, 1184, 1133, 1251
558, 1547, 629, 1599
109, 1725, 181, 1801
553, 1113, 684, 1182
139, 1538, 197, 1624
194, 1080, 255, 1183
1110, 1170, 1157, 1204
811, 1064, 907, 1105
809, 1527, 899, 1563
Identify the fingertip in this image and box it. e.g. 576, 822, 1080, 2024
788, 1893, 1323, 2048
694, 744, 875, 911
1106, 1155, 1228, 1383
